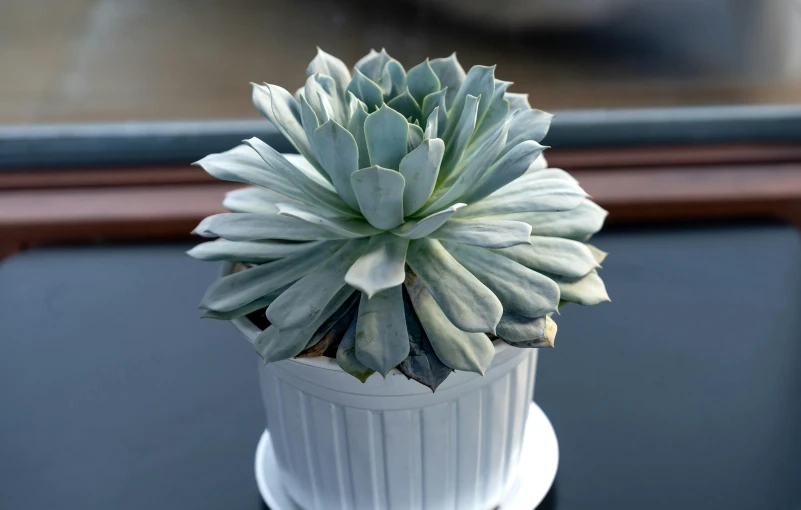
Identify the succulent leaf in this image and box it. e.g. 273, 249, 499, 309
313, 120, 361, 209
406, 239, 502, 333
222, 187, 281, 214
494, 200, 607, 241
188, 239, 323, 263
253, 84, 322, 172
431, 219, 532, 249
347, 69, 384, 111
399, 138, 444, 215
364, 105, 409, 170
407, 123, 424, 152
199, 241, 346, 312
428, 53, 466, 110
194, 145, 301, 201
193, 213, 346, 241
444, 242, 560, 318
255, 285, 356, 363
497, 236, 600, 279
307, 48, 352, 101
551, 270, 610, 305
397, 286, 453, 391
496, 311, 547, 343
457, 176, 586, 217
244, 137, 359, 218
407, 60, 441, 106
424, 107, 440, 139
421, 89, 448, 134
336, 315, 376, 383
405, 272, 494, 374
345, 233, 409, 298
440, 94, 480, 181
266, 239, 369, 329
392, 203, 465, 239
461, 140, 547, 205
381, 59, 407, 98
350, 165, 405, 230
354, 286, 410, 376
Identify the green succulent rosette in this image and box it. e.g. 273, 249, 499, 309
189, 48, 609, 390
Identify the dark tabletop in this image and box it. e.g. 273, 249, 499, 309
2, 224, 801, 510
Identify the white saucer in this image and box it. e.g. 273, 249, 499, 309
255, 402, 559, 510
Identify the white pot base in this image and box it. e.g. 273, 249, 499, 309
254, 402, 559, 510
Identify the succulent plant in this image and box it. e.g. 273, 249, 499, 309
189, 48, 609, 390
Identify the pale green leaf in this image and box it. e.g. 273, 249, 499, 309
424, 107, 439, 139
355, 48, 389, 83
346, 92, 371, 169
406, 238, 502, 333
457, 177, 587, 217
439, 94, 479, 181
381, 59, 407, 98
244, 137, 359, 218
345, 233, 409, 298
407, 59, 441, 106
496, 310, 547, 343
551, 270, 610, 306
422, 114, 508, 213
405, 272, 494, 374
187, 239, 323, 263
255, 285, 356, 363
274, 203, 382, 238
222, 187, 280, 214
506, 92, 531, 111
350, 165, 405, 230
429, 53, 466, 110
354, 286, 410, 376
347, 68, 383, 111
307, 48, 351, 101
387, 90, 422, 122
192, 213, 347, 241
442, 65, 495, 143
266, 238, 368, 329
336, 315, 376, 383
199, 241, 346, 312
253, 84, 322, 171
398, 287, 453, 391
462, 140, 547, 204
364, 105, 408, 170
421, 89, 448, 135
313, 120, 361, 209
299, 94, 321, 153
472, 79, 511, 142
407, 123, 424, 152
444, 242, 559, 318
392, 203, 465, 239
193, 145, 302, 202
202, 283, 292, 321
496, 236, 600, 279
431, 219, 531, 249
399, 138, 444, 215
500, 109, 553, 158
486, 199, 608, 241
527, 167, 578, 183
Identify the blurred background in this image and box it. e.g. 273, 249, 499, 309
3, 0, 801, 124
3, 2, 801, 510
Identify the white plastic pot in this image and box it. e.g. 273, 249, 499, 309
233, 309, 538, 510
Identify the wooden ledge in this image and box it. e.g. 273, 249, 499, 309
3, 162, 801, 257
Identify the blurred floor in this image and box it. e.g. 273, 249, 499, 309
2, 0, 801, 124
